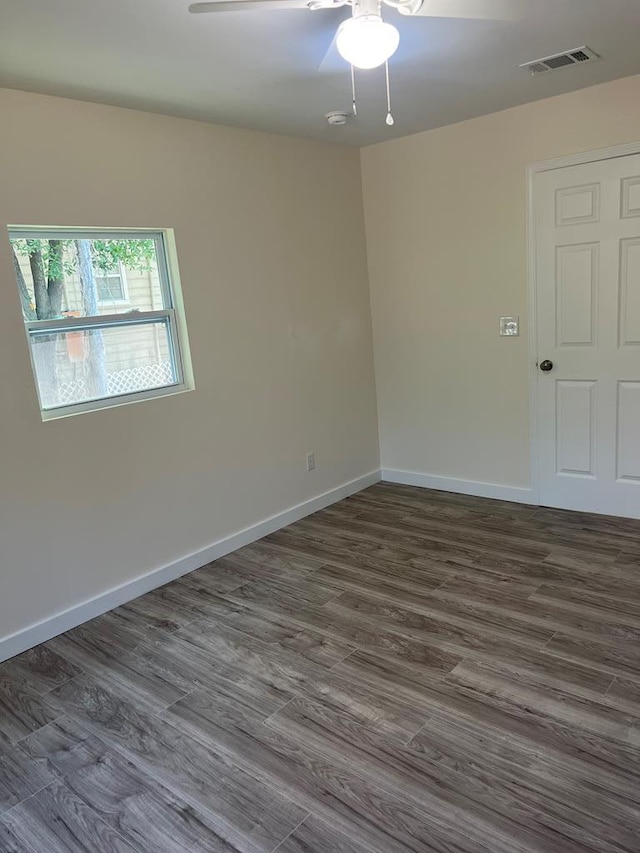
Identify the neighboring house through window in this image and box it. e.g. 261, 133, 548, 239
95, 264, 128, 305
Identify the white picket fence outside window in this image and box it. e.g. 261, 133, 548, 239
57, 362, 174, 405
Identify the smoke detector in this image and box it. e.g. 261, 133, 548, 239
520, 45, 600, 75
325, 110, 350, 126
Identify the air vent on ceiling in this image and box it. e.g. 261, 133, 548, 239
520, 46, 600, 75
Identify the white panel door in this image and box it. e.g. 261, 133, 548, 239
534, 154, 640, 517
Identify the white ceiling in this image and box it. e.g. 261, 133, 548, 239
1, 0, 640, 146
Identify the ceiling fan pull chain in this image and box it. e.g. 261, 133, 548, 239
385, 60, 394, 126
351, 64, 358, 116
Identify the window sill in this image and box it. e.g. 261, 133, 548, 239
40, 382, 193, 421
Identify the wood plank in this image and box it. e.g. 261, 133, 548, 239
329, 650, 640, 783
213, 554, 341, 602
132, 633, 295, 718
326, 588, 553, 647
199, 607, 355, 669
606, 677, 640, 716
114, 582, 217, 632
276, 815, 379, 853
267, 526, 482, 573
224, 582, 462, 676
162, 687, 507, 853
20, 716, 249, 852
323, 592, 616, 696
431, 577, 640, 646
311, 560, 453, 602
295, 514, 554, 563
47, 611, 149, 656
0, 675, 58, 745
225, 540, 327, 574
48, 676, 305, 853
2, 780, 139, 853
448, 659, 637, 747
0, 823, 33, 853
266, 695, 638, 853
0, 739, 53, 815
408, 713, 640, 849
545, 632, 640, 683
1, 646, 81, 695
531, 584, 640, 623
138, 619, 428, 741
48, 629, 189, 714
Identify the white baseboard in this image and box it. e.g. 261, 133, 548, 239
0, 469, 381, 663
381, 468, 534, 505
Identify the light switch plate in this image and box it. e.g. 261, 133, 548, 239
500, 316, 519, 336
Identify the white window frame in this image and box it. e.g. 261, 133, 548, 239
95, 261, 129, 306
9, 226, 193, 420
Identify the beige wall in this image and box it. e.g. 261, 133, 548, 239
361, 73, 640, 490
0, 88, 379, 643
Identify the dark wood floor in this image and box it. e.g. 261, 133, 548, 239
2, 483, 640, 852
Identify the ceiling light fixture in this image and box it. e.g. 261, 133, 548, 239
336, 13, 399, 69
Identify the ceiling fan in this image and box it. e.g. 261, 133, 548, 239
188, 0, 514, 70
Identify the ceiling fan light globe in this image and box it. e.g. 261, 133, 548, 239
336, 15, 400, 70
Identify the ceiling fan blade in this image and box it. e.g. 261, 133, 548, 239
189, 0, 309, 12
396, 0, 517, 19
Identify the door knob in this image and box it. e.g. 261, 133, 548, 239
539, 360, 554, 372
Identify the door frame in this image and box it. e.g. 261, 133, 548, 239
526, 140, 640, 508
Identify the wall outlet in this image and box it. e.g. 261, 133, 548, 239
306, 452, 316, 472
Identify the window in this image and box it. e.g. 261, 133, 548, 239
8, 228, 192, 419
95, 264, 128, 305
